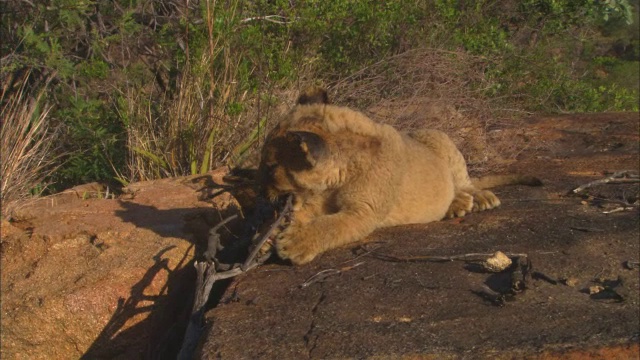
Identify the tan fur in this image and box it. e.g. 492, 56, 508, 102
259, 88, 541, 264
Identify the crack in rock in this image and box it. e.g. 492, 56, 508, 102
304, 290, 326, 358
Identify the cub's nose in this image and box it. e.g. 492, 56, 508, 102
258, 164, 276, 196
258, 163, 276, 182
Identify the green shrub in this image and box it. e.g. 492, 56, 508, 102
53, 97, 126, 189
1, 0, 638, 193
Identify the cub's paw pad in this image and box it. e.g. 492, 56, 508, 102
446, 191, 474, 218
254, 210, 293, 257
257, 239, 274, 256
472, 190, 501, 211
276, 229, 320, 265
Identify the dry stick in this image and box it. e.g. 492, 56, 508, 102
624, 260, 640, 270
178, 195, 293, 360
571, 170, 639, 194
178, 257, 266, 360
371, 252, 528, 263
203, 214, 238, 262
569, 170, 640, 210
607, 179, 640, 184
588, 196, 638, 207
242, 195, 293, 270
602, 207, 635, 214
299, 262, 366, 288
240, 15, 292, 24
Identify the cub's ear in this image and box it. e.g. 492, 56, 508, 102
297, 86, 329, 105
285, 131, 327, 166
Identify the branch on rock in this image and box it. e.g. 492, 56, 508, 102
203, 214, 238, 263
299, 262, 365, 288
570, 170, 639, 195
178, 195, 293, 360
568, 170, 640, 210
602, 206, 636, 214
370, 251, 528, 264
243, 195, 293, 270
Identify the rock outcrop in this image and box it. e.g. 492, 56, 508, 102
198, 113, 640, 358
1, 168, 239, 359
1, 113, 638, 359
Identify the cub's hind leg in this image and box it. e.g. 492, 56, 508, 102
471, 189, 500, 211
445, 188, 501, 218
445, 191, 473, 218
409, 129, 502, 217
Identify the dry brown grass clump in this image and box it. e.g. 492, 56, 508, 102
1, 72, 60, 217
236, 48, 534, 175
117, 0, 277, 182
323, 48, 532, 174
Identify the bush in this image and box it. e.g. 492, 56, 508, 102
1, 0, 638, 195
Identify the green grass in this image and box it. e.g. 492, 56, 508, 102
1, 0, 638, 193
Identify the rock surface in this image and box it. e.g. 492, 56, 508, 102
1, 113, 638, 359
198, 113, 640, 358
1, 168, 239, 359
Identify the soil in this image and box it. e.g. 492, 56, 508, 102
1, 112, 638, 359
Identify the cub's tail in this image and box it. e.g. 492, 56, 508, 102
471, 175, 543, 189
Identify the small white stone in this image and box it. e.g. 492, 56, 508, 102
483, 251, 512, 272
589, 285, 605, 294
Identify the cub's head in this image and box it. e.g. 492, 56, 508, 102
259, 87, 342, 201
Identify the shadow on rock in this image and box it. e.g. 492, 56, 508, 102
81, 174, 257, 359
114, 200, 244, 257
81, 246, 194, 359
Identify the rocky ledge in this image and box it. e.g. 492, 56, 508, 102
1, 113, 638, 359
198, 113, 639, 359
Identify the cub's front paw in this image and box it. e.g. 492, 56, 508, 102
276, 226, 322, 265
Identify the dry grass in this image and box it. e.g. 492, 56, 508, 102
232, 48, 533, 174
122, 45, 534, 181
118, 0, 272, 183
1, 72, 60, 217
120, 57, 272, 183
326, 48, 532, 174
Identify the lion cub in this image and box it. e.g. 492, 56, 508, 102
259, 88, 541, 264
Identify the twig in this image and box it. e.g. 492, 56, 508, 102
602, 207, 635, 214
240, 15, 292, 24
473, 285, 508, 306
624, 260, 639, 270
532, 271, 558, 285
300, 262, 365, 288
506, 198, 575, 202
177, 262, 217, 360
590, 196, 639, 208
370, 252, 528, 263
569, 226, 604, 232
607, 179, 640, 184
570, 170, 639, 194
346, 242, 388, 263
203, 214, 239, 262
242, 196, 293, 270
178, 195, 293, 359
178, 256, 273, 360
